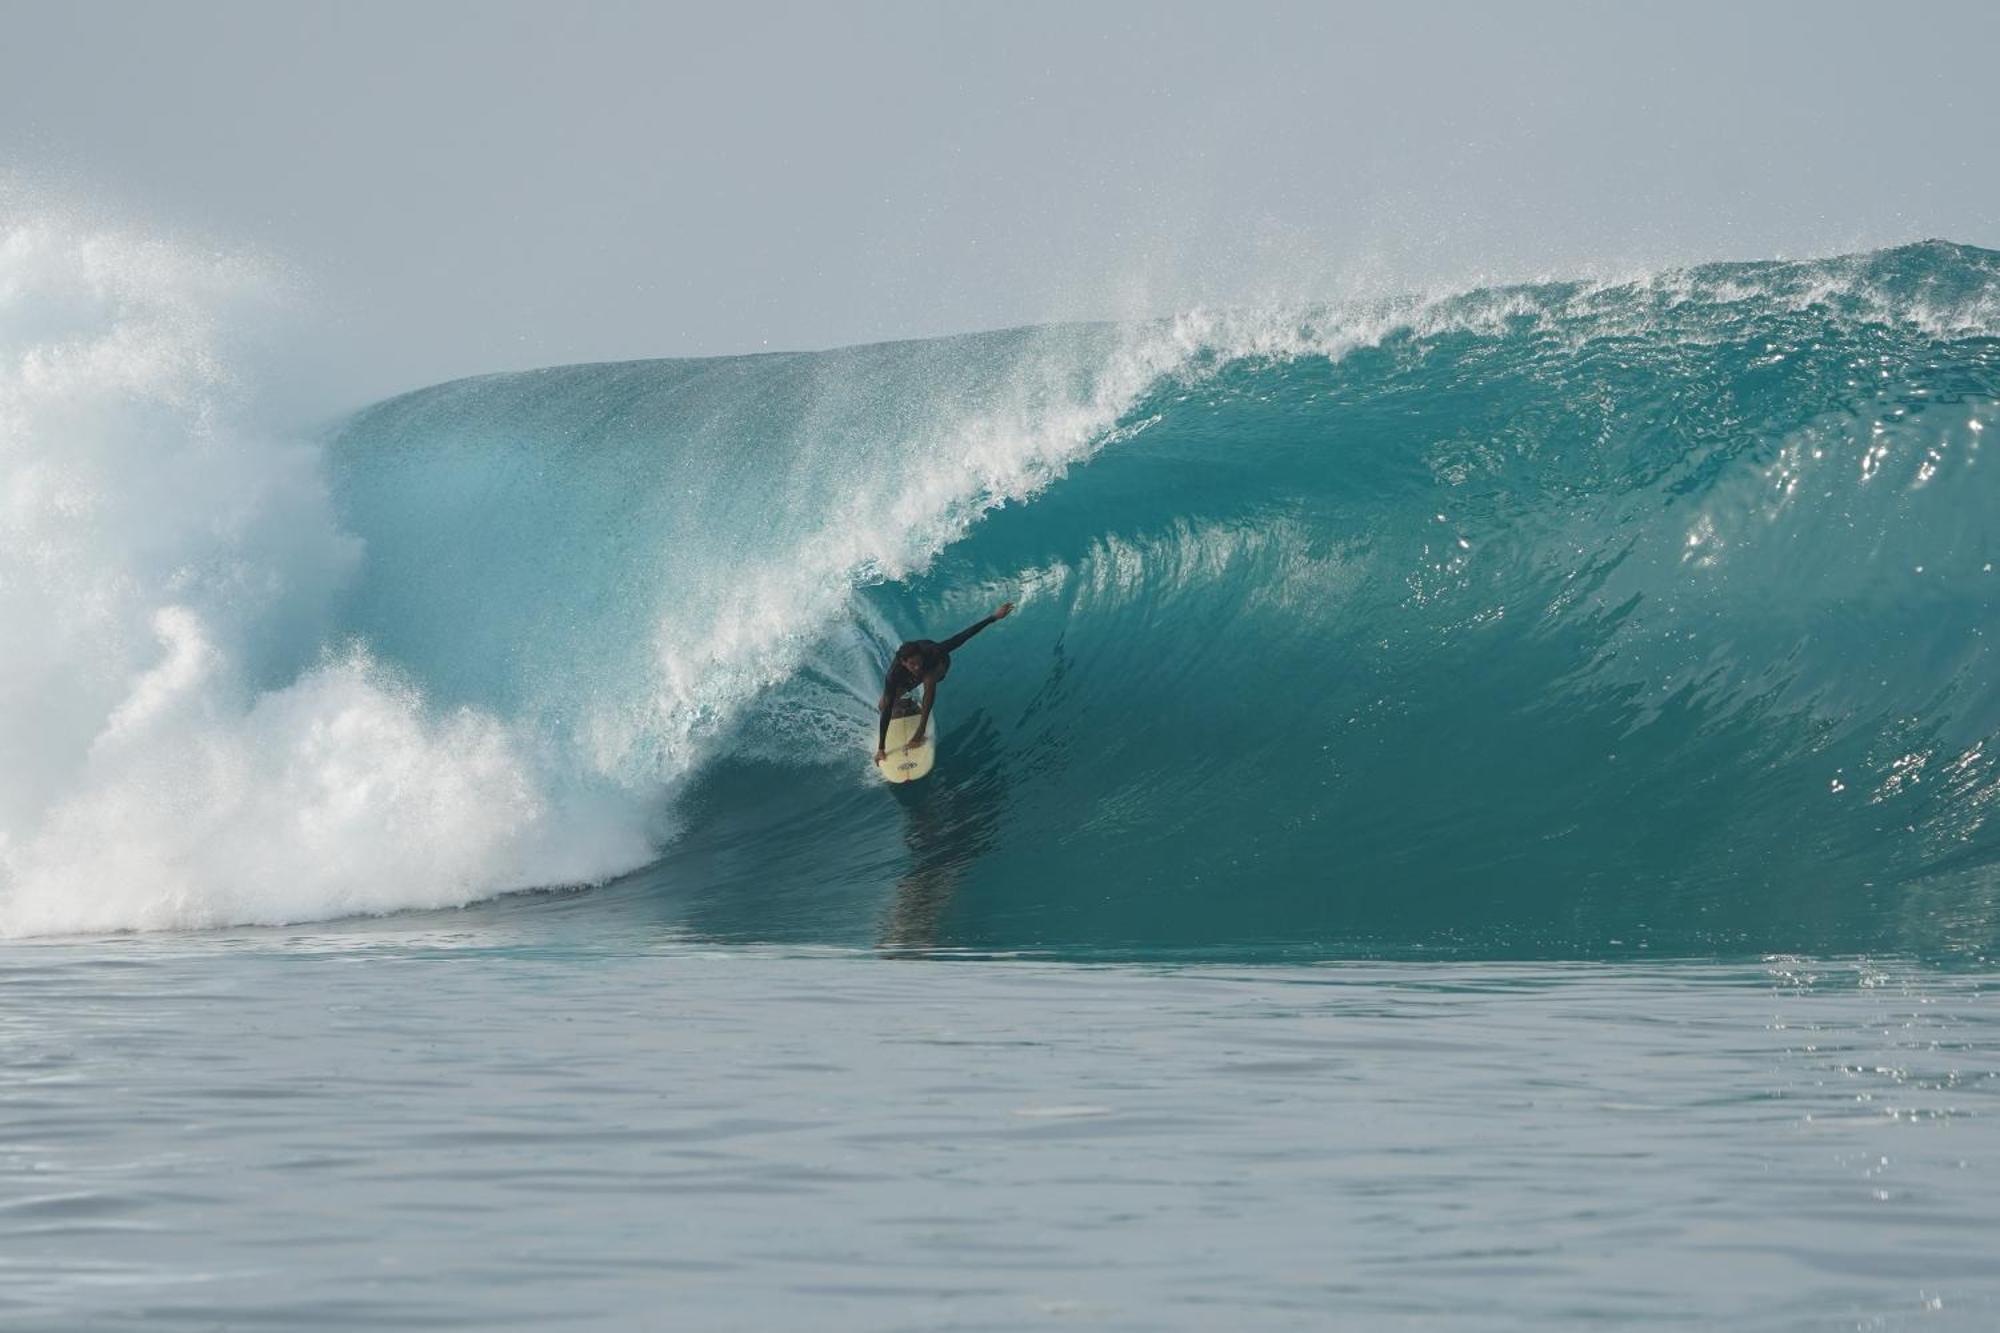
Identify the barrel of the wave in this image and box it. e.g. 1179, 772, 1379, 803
876, 699, 937, 783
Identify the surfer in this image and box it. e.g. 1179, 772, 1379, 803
876, 601, 1014, 764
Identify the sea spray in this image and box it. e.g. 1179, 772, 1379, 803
0, 216, 647, 935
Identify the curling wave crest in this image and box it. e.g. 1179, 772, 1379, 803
6, 226, 2000, 954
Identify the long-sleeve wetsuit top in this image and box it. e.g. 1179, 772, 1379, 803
876, 612, 1003, 751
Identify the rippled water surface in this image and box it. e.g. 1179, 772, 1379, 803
3, 935, 1994, 1330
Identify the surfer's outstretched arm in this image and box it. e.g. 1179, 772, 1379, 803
938, 601, 1015, 653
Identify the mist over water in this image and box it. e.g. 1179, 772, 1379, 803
4, 213, 1999, 958
0, 217, 647, 936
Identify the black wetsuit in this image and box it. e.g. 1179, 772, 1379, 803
876, 612, 1003, 752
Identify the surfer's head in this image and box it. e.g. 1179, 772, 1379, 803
896, 643, 926, 673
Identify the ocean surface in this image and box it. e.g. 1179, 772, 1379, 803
3, 224, 2000, 1326
3, 938, 1996, 1330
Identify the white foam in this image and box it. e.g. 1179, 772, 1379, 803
0, 213, 646, 937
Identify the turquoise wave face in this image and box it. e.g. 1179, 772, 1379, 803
329, 242, 2000, 959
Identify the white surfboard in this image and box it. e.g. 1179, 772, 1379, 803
877, 706, 937, 783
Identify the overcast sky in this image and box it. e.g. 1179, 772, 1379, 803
4, 0, 1997, 403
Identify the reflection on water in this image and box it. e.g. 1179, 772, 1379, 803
881, 712, 1011, 952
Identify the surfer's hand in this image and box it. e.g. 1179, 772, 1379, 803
875, 748, 888, 765
994, 600, 1014, 619
909, 730, 926, 747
